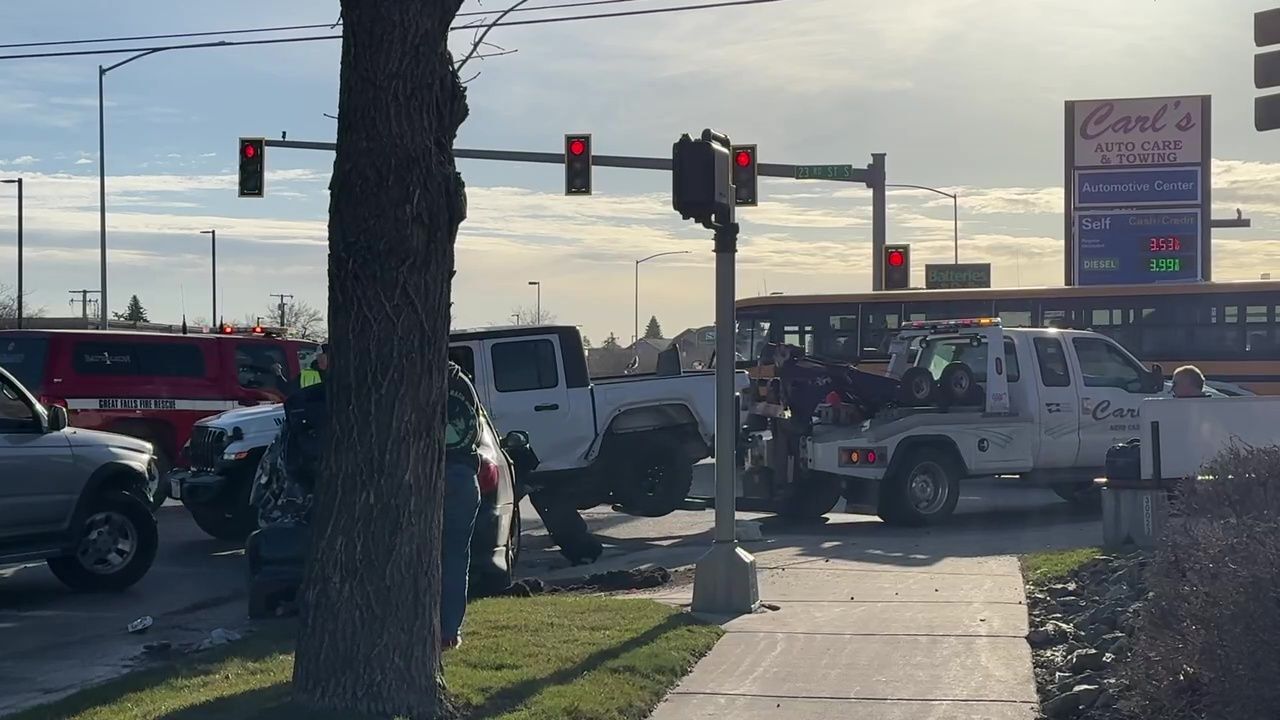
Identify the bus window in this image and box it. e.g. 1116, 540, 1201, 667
903, 301, 993, 322
821, 314, 859, 361
1000, 310, 1033, 327
1191, 326, 1243, 358
782, 324, 817, 354
861, 310, 900, 358
736, 318, 773, 362
1091, 308, 1118, 327
1140, 326, 1188, 359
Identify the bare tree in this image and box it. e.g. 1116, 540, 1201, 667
0, 283, 45, 321
290, 1, 469, 716
269, 299, 327, 340
509, 304, 556, 326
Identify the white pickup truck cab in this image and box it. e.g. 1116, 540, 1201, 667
448, 325, 746, 515
792, 318, 1170, 525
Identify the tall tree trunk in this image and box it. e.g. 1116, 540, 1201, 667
293, 1, 468, 717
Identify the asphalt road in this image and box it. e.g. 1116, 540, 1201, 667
0, 465, 1099, 715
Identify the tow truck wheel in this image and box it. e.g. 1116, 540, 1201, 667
879, 452, 960, 526
780, 475, 843, 520
938, 362, 976, 405
1052, 481, 1102, 510
898, 367, 935, 406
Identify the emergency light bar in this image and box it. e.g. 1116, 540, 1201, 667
214, 324, 286, 338
901, 317, 1002, 331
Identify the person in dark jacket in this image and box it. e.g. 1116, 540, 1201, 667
442, 361, 482, 650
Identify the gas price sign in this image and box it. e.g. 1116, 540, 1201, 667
1074, 209, 1200, 285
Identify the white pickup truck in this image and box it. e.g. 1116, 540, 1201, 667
174, 325, 744, 539
1129, 394, 1280, 484
746, 317, 1182, 526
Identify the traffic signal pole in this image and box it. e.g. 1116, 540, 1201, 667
262, 138, 890, 290
870, 153, 887, 291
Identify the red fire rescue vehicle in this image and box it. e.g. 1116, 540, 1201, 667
0, 323, 320, 507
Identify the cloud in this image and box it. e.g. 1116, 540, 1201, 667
0, 155, 38, 166
74, 158, 93, 165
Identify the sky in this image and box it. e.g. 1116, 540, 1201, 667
2, 0, 1280, 343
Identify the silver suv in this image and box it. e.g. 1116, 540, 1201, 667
0, 367, 160, 591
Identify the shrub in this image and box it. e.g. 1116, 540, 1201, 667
1123, 443, 1280, 720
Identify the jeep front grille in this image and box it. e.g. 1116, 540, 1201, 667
189, 426, 227, 471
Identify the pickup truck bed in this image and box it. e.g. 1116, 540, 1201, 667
1140, 395, 1280, 482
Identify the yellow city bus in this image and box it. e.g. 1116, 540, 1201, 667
735, 280, 1280, 395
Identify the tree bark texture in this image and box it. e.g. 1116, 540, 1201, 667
292, 1, 468, 717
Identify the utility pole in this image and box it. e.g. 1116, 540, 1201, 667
1, 178, 22, 327
68, 289, 102, 322
271, 292, 294, 327
199, 229, 216, 323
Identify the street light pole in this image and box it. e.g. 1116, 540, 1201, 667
98, 49, 166, 329
527, 280, 541, 323
200, 230, 216, 323
634, 250, 691, 343
98, 66, 106, 326
886, 183, 959, 264
1, 178, 22, 328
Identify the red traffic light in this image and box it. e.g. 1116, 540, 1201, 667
242, 143, 257, 159
220, 324, 234, 334
568, 138, 587, 156
887, 249, 905, 267
735, 150, 753, 168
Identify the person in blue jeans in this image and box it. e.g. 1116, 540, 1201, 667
441, 361, 482, 650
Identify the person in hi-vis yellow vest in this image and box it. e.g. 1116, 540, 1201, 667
299, 343, 329, 388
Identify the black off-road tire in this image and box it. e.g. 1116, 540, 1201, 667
609, 440, 694, 518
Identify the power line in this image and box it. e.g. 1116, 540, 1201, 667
0, 0, 655, 51
0, 0, 787, 61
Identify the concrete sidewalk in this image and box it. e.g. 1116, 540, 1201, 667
647, 537, 1040, 720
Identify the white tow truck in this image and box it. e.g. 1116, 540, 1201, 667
744, 317, 1177, 525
